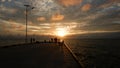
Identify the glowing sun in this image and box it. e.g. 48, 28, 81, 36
55, 28, 68, 37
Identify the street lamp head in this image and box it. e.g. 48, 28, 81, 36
24, 5, 35, 9
24, 5, 30, 7
32, 7, 35, 9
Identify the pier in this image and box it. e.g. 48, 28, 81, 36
0, 42, 82, 68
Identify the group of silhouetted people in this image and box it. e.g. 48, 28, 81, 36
51, 38, 64, 46
43, 38, 59, 43
43, 37, 64, 43
30, 37, 64, 46
50, 38, 60, 43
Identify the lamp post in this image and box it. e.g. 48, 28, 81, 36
24, 5, 34, 43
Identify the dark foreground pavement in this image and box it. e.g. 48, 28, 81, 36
0, 43, 81, 68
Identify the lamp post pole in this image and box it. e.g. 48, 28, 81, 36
24, 5, 29, 43
24, 5, 34, 43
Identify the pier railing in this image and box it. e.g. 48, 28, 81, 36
64, 42, 84, 68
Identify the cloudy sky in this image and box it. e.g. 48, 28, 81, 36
0, 0, 120, 36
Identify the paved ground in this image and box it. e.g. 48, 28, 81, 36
0, 43, 81, 68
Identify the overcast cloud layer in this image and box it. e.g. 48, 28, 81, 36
0, 0, 120, 35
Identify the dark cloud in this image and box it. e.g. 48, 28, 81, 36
81, 3, 92, 11
51, 12, 64, 21
83, 9, 120, 31
0, 0, 120, 35
57, 0, 83, 7
37, 17, 46, 21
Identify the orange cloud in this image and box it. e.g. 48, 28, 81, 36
1, 0, 12, 2
51, 13, 64, 21
1, 0, 6, 2
18, 25, 25, 30
24, 11, 28, 15
28, 21, 34, 26
8, 19, 25, 30
12, 24, 24, 30
58, 0, 82, 7
37, 17, 46, 21
8, 9, 17, 14
2, 24, 6, 30
81, 4, 91, 12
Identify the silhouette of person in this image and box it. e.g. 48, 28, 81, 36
51, 38, 53, 42
54, 38, 57, 43
30, 38, 32, 43
33, 38, 35, 42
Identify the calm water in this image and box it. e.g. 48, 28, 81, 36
0, 40, 25, 46
65, 39, 120, 68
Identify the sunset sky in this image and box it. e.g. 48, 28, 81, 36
0, 0, 120, 36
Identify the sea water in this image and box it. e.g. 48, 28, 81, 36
65, 39, 120, 68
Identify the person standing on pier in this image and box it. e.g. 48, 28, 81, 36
30, 38, 33, 43
54, 38, 57, 43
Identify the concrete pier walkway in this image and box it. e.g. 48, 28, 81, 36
0, 43, 81, 68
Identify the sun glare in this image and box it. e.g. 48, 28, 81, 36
55, 28, 68, 37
